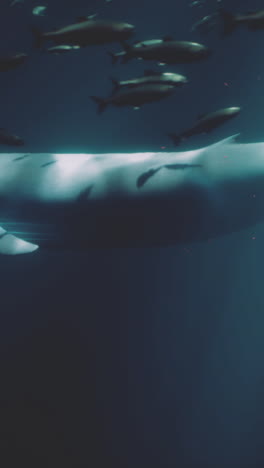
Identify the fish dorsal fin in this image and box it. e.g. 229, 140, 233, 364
144, 69, 160, 76
195, 134, 241, 167
208, 134, 240, 149
76, 14, 97, 22
163, 36, 173, 41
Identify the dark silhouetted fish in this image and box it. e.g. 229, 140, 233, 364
219, 8, 264, 35
163, 163, 202, 170
191, 13, 219, 34
109, 37, 211, 64
90, 84, 176, 113
0, 129, 24, 146
32, 16, 135, 48
137, 168, 162, 188
168, 107, 241, 145
137, 163, 202, 188
41, 161, 56, 168
0, 53, 28, 71
13, 154, 30, 162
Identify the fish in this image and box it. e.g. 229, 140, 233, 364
218, 8, 264, 35
0, 129, 24, 146
189, 0, 206, 7
44, 45, 81, 54
190, 13, 219, 34
31, 17, 135, 48
110, 70, 188, 94
168, 107, 241, 145
1, 135, 264, 253
13, 154, 30, 161
109, 37, 212, 64
10, 0, 24, 6
90, 84, 176, 113
0, 53, 28, 72
32, 6, 47, 16
136, 163, 202, 188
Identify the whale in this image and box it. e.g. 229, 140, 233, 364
0, 134, 262, 254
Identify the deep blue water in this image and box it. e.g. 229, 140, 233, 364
1, 0, 264, 467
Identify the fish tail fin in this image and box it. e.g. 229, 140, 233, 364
90, 96, 108, 114
218, 8, 236, 36
109, 77, 119, 94
107, 51, 119, 65
31, 26, 44, 48
167, 133, 182, 146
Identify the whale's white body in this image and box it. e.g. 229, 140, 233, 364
0, 134, 262, 254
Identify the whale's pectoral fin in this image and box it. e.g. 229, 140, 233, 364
0, 227, 39, 255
